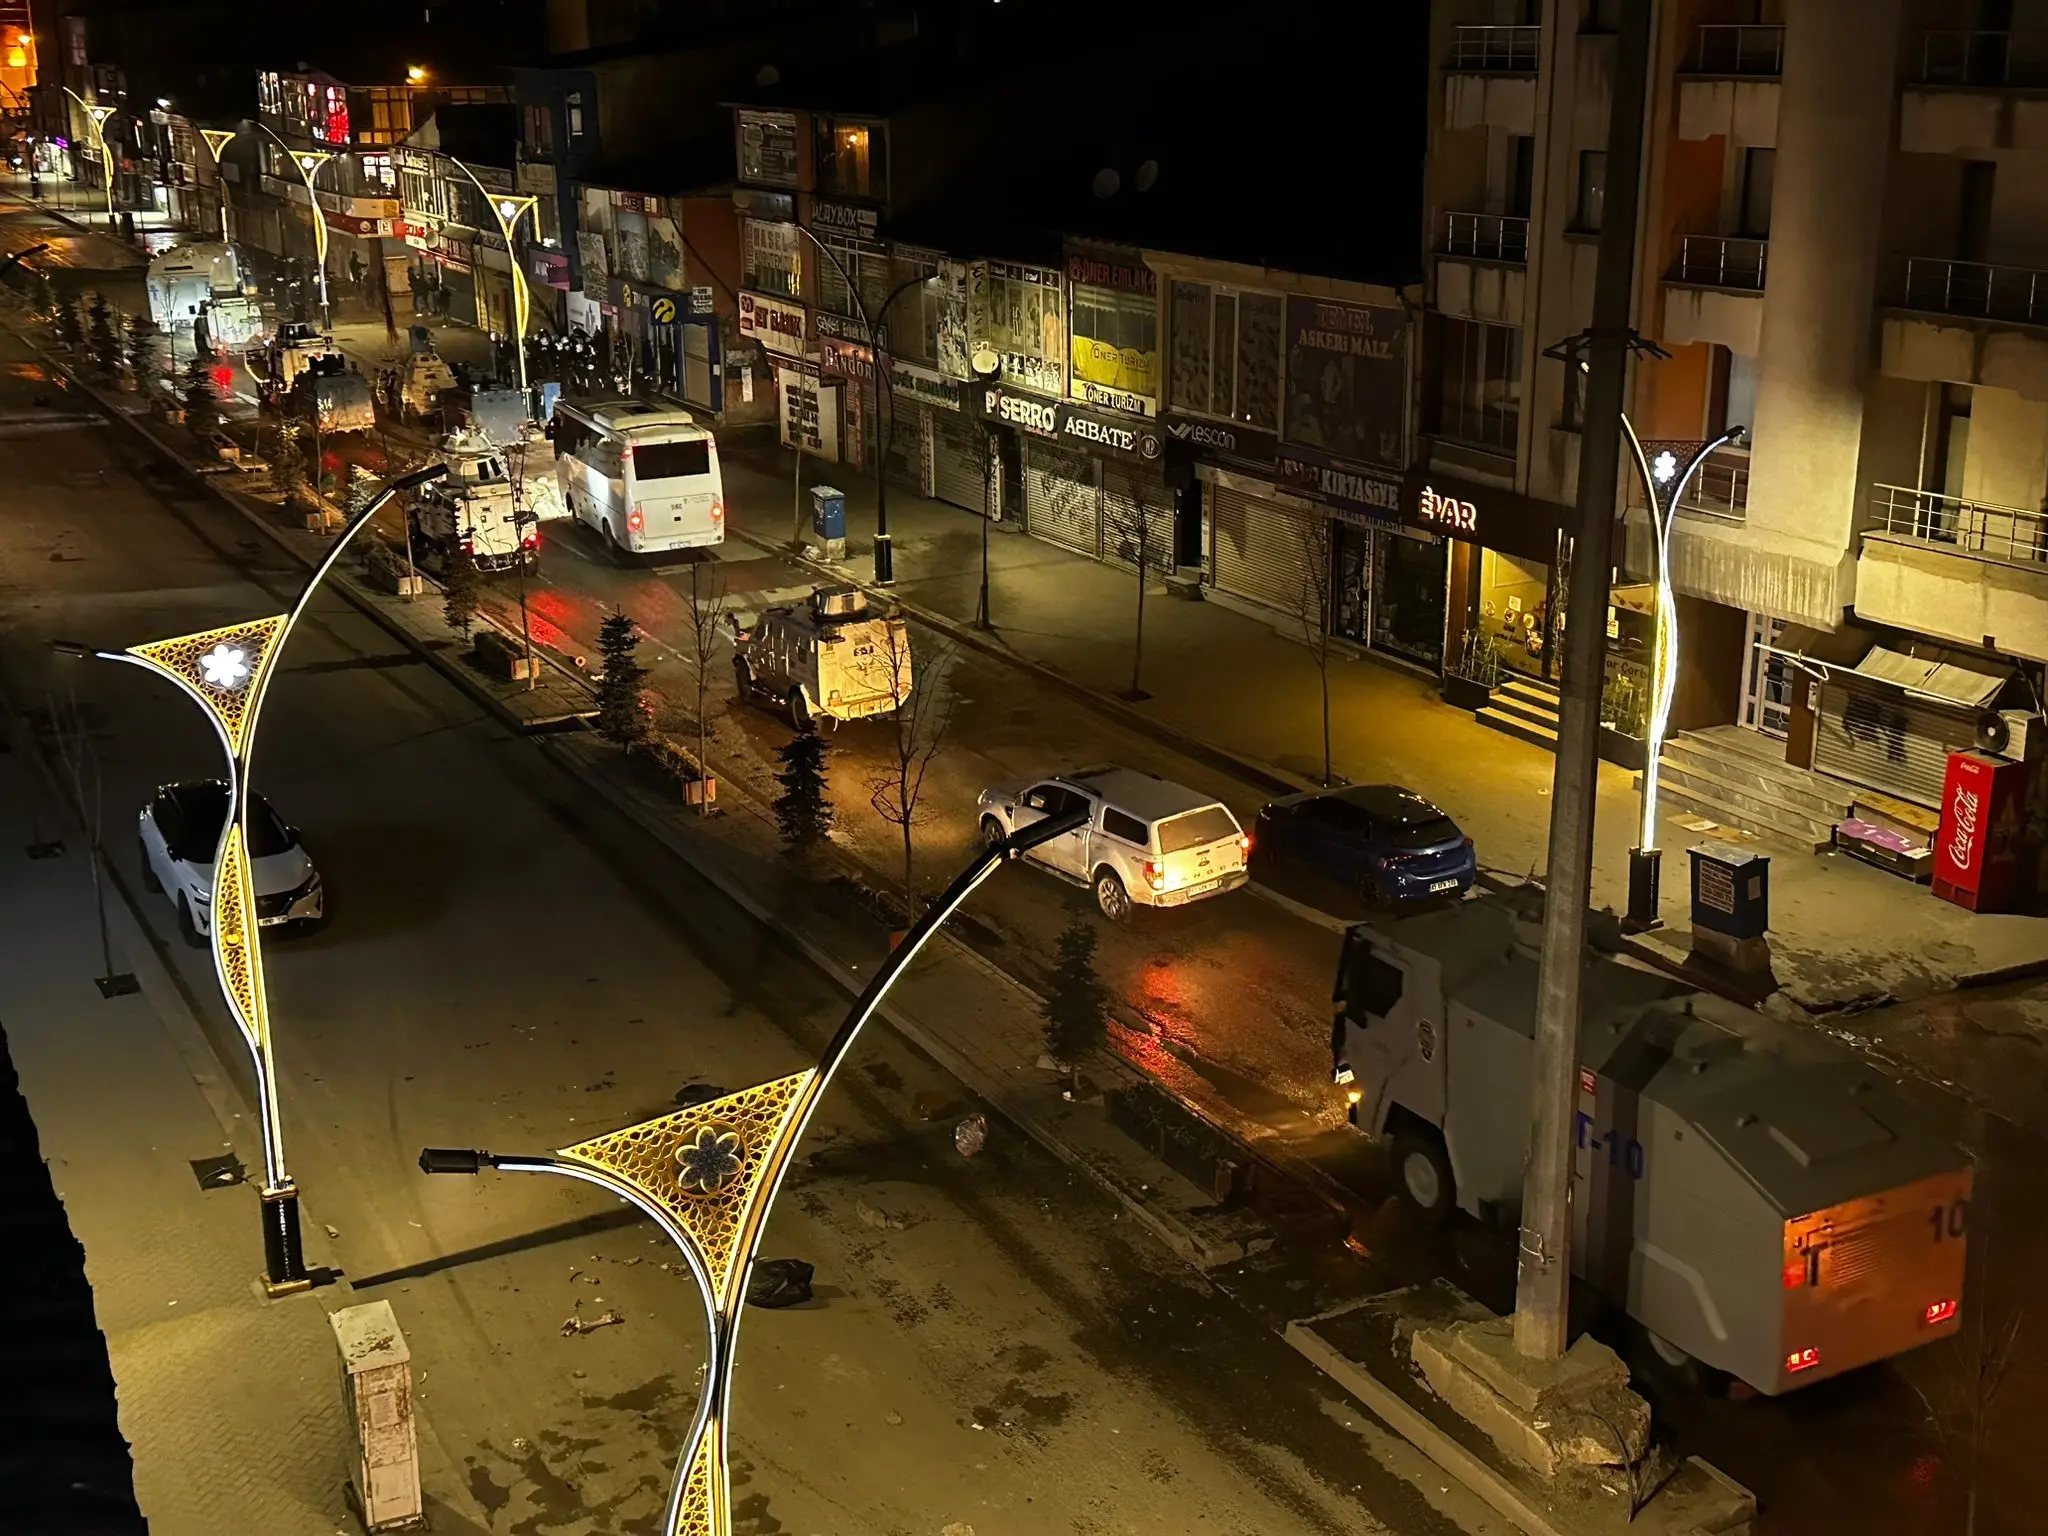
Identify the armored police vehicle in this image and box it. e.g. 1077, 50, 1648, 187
730, 586, 910, 730
1331, 887, 1972, 1395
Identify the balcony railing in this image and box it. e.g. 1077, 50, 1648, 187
1632, 445, 1750, 521
1897, 256, 2048, 328
1450, 24, 1541, 72
1920, 29, 2048, 88
1871, 484, 2048, 564
1684, 23, 1784, 77
1443, 211, 1530, 263
1670, 235, 1768, 291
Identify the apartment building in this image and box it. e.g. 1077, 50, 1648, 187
1427, 0, 2048, 816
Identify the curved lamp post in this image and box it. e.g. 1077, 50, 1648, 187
422, 803, 1089, 1534
259, 125, 333, 326
57, 462, 448, 1292
446, 157, 537, 399
198, 127, 237, 243
60, 87, 116, 229
1619, 416, 1746, 928
784, 224, 933, 587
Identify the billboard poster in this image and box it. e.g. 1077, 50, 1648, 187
1282, 296, 1406, 469
647, 213, 685, 290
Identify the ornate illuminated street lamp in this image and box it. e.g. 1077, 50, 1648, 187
1619, 416, 1746, 928
197, 127, 237, 243
421, 804, 1089, 1535
56, 463, 447, 1292
447, 157, 537, 400
260, 125, 334, 326
60, 87, 117, 229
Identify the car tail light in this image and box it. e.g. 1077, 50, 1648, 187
710, 498, 725, 522
520, 534, 538, 550
1785, 1346, 1821, 1374
1238, 834, 1251, 855
1143, 859, 1165, 891
1462, 836, 1474, 850
1924, 1298, 1958, 1326
627, 505, 645, 533
1782, 1260, 1806, 1290
460, 538, 474, 554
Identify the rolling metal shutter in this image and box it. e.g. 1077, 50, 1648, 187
1812, 676, 1980, 807
1024, 439, 1099, 558
931, 410, 987, 513
883, 398, 926, 494
1210, 483, 1312, 615
1099, 466, 1177, 575
682, 324, 713, 410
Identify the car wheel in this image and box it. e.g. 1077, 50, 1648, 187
1634, 1322, 1732, 1396
788, 688, 813, 732
1360, 870, 1392, 910
732, 656, 754, 699
980, 816, 1006, 849
139, 835, 161, 893
1094, 869, 1131, 922
1392, 1127, 1455, 1225
176, 894, 206, 950
601, 520, 620, 558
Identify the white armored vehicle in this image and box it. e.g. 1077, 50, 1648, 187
406, 428, 538, 574
147, 241, 266, 356
1332, 887, 1972, 1395
730, 586, 910, 730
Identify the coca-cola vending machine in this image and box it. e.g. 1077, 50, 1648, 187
1932, 750, 2028, 912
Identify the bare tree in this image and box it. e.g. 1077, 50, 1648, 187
1293, 514, 1338, 786
865, 626, 957, 911
683, 560, 730, 813
1100, 476, 1163, 702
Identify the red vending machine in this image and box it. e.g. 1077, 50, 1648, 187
1933, 751, 2029, 912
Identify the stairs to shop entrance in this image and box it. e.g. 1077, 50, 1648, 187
1475, 674, 1561, 749
1638, 725, 1854, 852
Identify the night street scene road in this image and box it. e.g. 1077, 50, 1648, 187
2, 2, 2046, 1534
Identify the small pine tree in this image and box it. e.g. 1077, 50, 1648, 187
594, 611, 649, 749
126, 313, 161, 390
345, 463, 378, 516
442, 543, 482, 638
270, 417, 306, 497
29, 269, 54, 318
182, 356, 221, 439
772, 731, 834, 850
54, 294, 82, 351
1041, 915, 1109, 1090
86, 292, 120, 376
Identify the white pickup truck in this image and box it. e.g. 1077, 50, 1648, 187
976, 766, 1249, 920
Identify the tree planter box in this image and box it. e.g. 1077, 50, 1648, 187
635, 736, 716, 807
1598, 727, 1649, 773
1441, 673, 1493, 711
473, 628, 538, 681
1106, 1081, 1254, 1205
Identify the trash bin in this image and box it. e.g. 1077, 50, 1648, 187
810, 484, 847, 559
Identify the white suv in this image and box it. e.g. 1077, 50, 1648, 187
977, 766, 1249, 920
139, 780, 325, 946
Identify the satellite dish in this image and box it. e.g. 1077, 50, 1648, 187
1091, 167, 1121, 199
971, 346, 1000, 378
1134, 159, 1159, 192
756, 64, 781, 86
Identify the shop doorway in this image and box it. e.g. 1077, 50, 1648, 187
1741, 612, 1792, 738
1477, 548, 1552, 678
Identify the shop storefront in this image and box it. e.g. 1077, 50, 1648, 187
975, 383, 1168, 565
1398, 471, 1573, 685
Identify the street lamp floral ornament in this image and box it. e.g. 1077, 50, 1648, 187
55, 465, 447, 1293
420, 805, 1092, 1536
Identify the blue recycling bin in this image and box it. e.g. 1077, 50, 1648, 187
811, 485, 847, 550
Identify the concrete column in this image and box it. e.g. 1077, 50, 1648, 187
1962, 386, 2048, 510
1744, 0, 1903, 587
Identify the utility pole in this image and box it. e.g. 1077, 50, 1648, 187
1512, 0, 1653, 1362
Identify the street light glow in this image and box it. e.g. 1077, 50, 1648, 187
407, 64, 427, 83
1652, 449, 1678, 485
199, 643, 251, 690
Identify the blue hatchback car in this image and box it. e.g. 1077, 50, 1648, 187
1252, 785, 1476, 907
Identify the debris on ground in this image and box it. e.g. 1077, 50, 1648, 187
746, 1258, 815, 1309
954, 1113, 987, 1158
856, 1197, 905, 1231
560, 1305, 625, 1336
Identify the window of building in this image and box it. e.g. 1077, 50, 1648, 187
738, 111, 799, 186
1508, 134, 1535, 219
360, 153, 394, 191
816, 117, 882, 199
1574, 150, 1607, 232
984, 262, 1065, 395
1706, 345, 1759, 437
1069, 286, 1158, 408
1959, 160, 1996, 263
1168, 281, 1282, 430
565, 92, 585, 142
816, 239, 888, 324
1739, 148, 1774, 238
1582, 0, 1621, 32
743, 218, 801, 299
525, 103, 554, 157
66, 17, 84, 67
1431, 317, 1523, 453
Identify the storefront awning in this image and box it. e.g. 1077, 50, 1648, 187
1761, 620, 1877, 670
1851, 645, 2009, 709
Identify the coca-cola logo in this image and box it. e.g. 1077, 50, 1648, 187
1949, 786, 1981, 871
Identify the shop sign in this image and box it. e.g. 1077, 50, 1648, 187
649, 294, 679, 324
689, 286, 715, 316
891, 359, 961, 411
973, 260, 1066, 398
732, 186, 795, 222
1161, 413, 1278, 466
1415, 482, 1478, 533
813, 309, 866, 343
1282, 295, 1406, 469
611, 190, 646, 214
1394, 468, 1572, 562
1276, 447, 1404, 520
396, 147, 433, 176
811, 200, 883, 251
576, 230, 608, 285
1065, 247, 1155, 297
821, 336, 875, 384
738, 111, 800, 188
526, 248, 570, 289
739, 290, 807, 357
976, 385, 1161, 462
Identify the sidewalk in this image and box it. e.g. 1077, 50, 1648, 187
716, 436, 2048, 1013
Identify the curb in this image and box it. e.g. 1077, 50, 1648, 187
727, 520, 1307, 800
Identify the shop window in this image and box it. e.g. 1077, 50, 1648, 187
984, 263, 1065, 395
1430, 316, 1522, 453
817, 117, 883, 200
738, 111, 799, 186
1478, 549, 1551, 677
1168, 281, 1281, 430
743, 218, 801, 299
816, 240, 887, 324
1069, 286, 1157, 405
361, 153, 394, 191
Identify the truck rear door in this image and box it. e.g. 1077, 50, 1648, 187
1153, 805, 1246, 896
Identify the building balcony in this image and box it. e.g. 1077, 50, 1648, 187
1676, 24, 1782, 145
1444, 25, 1539, 134
1628, 444, 1751, 522
1901, 30, 2048, 154
1660, 236, 1767, 355
1880, 256, 2048, 402
1857, 484, 2048, 660
1434, 212, 1528, 325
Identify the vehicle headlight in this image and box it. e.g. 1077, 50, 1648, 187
192, 886, 213, 905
